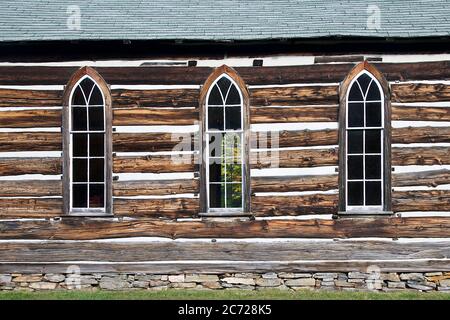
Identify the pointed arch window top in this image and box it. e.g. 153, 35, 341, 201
71, 77, 104, 107
206, 74, 243, 131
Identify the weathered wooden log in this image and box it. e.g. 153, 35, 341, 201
0, 158, 61, 175
0, 198, 62, 218
113, 179, 199, 196
251, 129, 338, 149
392, 83, 450, 103
252, 194, 338, 216
0, 180, 62, 197
113, 108, 198, 126
250, 148, 338, 169
0, 89, 62, 107
114, 198, 199, 218
392, 127, 450, 144
392, 147, 450, 166
113, 155, 197, 173
0, 61, 449, 85
250, 86, 338, 106
113, 132, 196, 152
0, 132, 61, 151
393, 190, 450, 212
0, 217, 448, 239
251, 174, 338, 193
112, 89, 199, 108
393, 169, 450, 187
251, 106, 338, 123
0, 109, 61, 128
2, 240, 447, 263
392, 105, 450, 121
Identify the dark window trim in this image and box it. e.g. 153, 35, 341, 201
199, 65, 251, 215
62, 66, 113, 216
338, 61, 392, 215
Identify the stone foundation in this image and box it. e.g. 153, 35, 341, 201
1, 272, 450, 292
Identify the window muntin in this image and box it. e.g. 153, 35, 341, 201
345, 71, 384, 211
205, 75, 244, 211
69, 76, 106, 212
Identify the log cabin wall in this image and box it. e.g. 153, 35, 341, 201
0, 56, 450, 239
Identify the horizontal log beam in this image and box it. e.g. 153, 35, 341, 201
0, 157, 61, 175
392, 83, 450, 103
250, 148, 338, 169
0, 180, 62, 197
0, 61, 449, 85
113, 179, 199, 196
0, 217, 448, 239
112, 89, 199, 108
0, 198, 62, 218
113, 108, 198, 126
393, 190, 450, 212
392, 105, 450, 121
0, 132, 61, 152
113, 198, 199, 218
251, 129, 338, 149
0, 109, 61, 128
252, 194, 338, 216
392, 147, 450, 166
113, 132, 196, 152
250, 86, 338, 106
251, 175, 338, 193
393, 169, 450, 188
113, 155, 197, 173
251, 106, 338, 123
392, 127, 450, 144
0, 89, 62, 108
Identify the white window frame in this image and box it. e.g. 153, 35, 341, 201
205, 74, 244, 213
345, 70, 384, 213
69, 75, 107, 214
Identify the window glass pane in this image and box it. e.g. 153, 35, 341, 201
348, 155, 363, 179
366, 81, 381, 101
89, 86, 103, 105
366, 102, 382, 127
365, 155, 381, 179
225, 107, 241, 130
208, 85, 223, 105
365, 130, 381, 153
72, 134, 87, 157
89, 184, 105, 208
209, 183, 225, 208
347, 103, 364, 127
89, 158, 105, 182
208, 134, 223, 158
348, 83, 363, 101
72, 107, 87, 131
72, 184, 87, 208
347, 130, 363, 154
80, 78, 95, 96
365, 181, 382, 205
226, 184, 242, 208
208, 107, 224, 130
226, 164, 242, 182
209, 160, 225, 183
223, 133, 241, 160
217, 77, 231, 94
88, 107, 104, 131
347, 181, 363, 205
357, 74, 372, 95
89, 133, 104, 157
226, 85, 241, 105
72, 159, 87, 182
72, 86, 86, 105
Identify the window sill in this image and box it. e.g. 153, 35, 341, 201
198, 211, 252, 217
338, 211, 394, 217
64, 213, 114, 218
